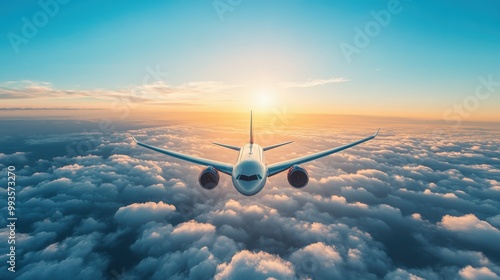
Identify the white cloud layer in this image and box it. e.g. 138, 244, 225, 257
0, 122, 499, 279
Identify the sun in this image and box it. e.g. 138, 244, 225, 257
254, 89, 275, 109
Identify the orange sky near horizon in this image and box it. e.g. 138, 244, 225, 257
1, 86, 499, 123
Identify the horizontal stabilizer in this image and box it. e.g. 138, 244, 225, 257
213, 142, 241, 151
263, 141, 293, 151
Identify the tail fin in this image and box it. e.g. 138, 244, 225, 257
250, 111, 254, 144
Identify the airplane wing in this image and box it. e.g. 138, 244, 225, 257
130, 135, 233, 175
267, 129, 379, 177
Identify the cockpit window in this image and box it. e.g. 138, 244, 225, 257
236, 174, 262, 181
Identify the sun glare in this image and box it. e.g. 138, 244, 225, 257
254, 89, 275, 109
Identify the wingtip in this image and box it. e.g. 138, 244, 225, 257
129, 134, 138, 143
374, 128, 380, 137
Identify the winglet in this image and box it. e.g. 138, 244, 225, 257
374, 128, 380, 137
130, 134, 138, 143
250, 111, 254, 144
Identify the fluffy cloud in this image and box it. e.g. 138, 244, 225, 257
215, 250, 295, 280
0, 151, 28, 165
114, 201, 176, 226
459, 266, 499, 280
440, 214, 499, 232
290, 242, 343, 279
0, 120, 499, 279
439, 214, 500, 252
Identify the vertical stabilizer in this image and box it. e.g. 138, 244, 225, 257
250, 111, 254, 144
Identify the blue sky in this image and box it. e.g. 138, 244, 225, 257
1, 0, 499, 120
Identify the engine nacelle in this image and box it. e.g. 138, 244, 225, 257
198, 166, 220, 190
287, 165, 309, 188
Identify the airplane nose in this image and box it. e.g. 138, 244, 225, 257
232, 159, 267, 196
240, 182, 258, 194
233, 179, 265, 196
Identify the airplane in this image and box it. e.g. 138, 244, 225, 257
131, 112, 379, 196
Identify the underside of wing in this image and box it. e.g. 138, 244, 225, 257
131, 135, 233, 175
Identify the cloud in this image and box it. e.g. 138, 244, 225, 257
178, 81, 242, 93
459, 266, 499, 280
1, 120, 499, 279
114, 201, 176, 226
0, 80, 126, 100
290, 242, 343, 278
440, 214, 499, 232
172, 220, 215, 236
0, 151, 29, 165
14, 233, 109, 280
0, 107, 103, 110
279, 77, 349, 88
215, 250, 295, 280
0, 80, 242, 105
439, 214, 500, 252
383, 268, 425, 280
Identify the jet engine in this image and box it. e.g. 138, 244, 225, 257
198, 166, 219, 190
287, 165, 309, 188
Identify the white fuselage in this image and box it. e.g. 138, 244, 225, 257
231, 144, 268, 196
